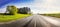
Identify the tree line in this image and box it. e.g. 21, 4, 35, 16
4, 5, 31, 15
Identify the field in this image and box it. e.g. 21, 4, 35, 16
0, 14, 31, 22
41, 14, 60, 18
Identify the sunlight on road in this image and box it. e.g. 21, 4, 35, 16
41, 16, 60, 26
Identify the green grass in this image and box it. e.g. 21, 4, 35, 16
0, 14, 31, 22
41, 14, 60, 18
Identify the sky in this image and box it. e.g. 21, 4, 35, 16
0, 0, 60, 14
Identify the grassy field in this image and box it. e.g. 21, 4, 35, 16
0, 14, 31, 22
41, 14, 60, 18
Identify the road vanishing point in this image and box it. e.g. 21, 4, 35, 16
0, 15, 60, 27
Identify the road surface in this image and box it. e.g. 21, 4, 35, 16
0, 15, 60, 27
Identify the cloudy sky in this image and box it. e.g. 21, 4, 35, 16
0, 0, 60, 14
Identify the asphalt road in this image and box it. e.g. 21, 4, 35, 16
0, 15, 60, 27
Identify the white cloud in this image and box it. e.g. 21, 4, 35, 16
31, 0, 60, 14
0, 8, 6, 13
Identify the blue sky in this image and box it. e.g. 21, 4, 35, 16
0, 0, 60, 14
0, 0, 33, 7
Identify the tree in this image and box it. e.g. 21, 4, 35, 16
18, 7, 31, 14
5, 5, 18, 15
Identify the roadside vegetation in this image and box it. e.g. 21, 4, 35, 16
0, 5, 32, 22
41, 14, 60, 18
0, 14, 30, 22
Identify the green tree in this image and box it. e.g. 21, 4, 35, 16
6, 5, 18, 15
18, 7, 31, 14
